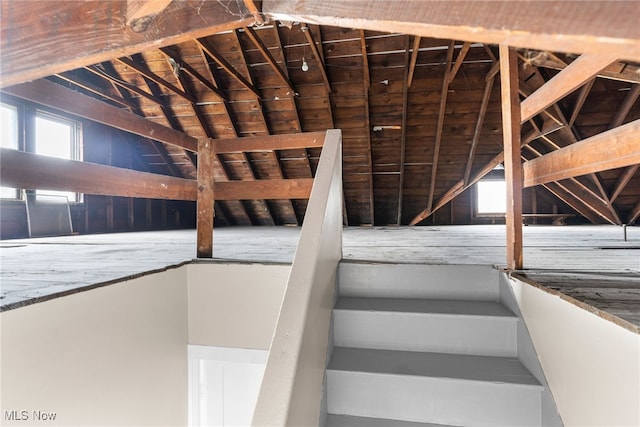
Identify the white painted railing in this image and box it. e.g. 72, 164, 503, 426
252, 129, 343, 426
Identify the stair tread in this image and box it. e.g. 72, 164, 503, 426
328, 347, 541, 388
326, 414, 455, 427
335, 297, 515, 318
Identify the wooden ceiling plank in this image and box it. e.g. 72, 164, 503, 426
449, 42, 472, 83
568, 78, 595, 128
397, 36, 410, 225
53, 73, 137, 110
301, 24, 332, 93
500, 44, 523, 269
407, 36, 421, 88
2, 78, 198, 152
523, 119, 640, 187
83, 64, 163, 106
425, 41, 455, 214
463, 65, 497, 186
244, 26, 296, 93
196, 38, 261, 98
116, 56, 197, 104
520, 53, 619, 123
263, 0, 640, 61
1, 1, 253, 88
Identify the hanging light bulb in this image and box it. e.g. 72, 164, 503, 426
301, 57, 309, 72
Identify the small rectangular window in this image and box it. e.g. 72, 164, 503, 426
477, 180, 506, 214
34, 112, 82, 202
1, 103, 19, 199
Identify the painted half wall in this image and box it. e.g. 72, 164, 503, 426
509, 275, 640, 427
0, 267, 189, 426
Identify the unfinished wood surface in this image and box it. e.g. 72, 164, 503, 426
2, 226, 639, 330
197, 138, 215, 258
0, 0, 254, 87
523, 119, 640, 187
520, 54, 619, 123
213, 132, 325, 153
264, 0, 640, 61
500, 45, 523, 270
126, 0, 173, 27
3, 79, 198, 152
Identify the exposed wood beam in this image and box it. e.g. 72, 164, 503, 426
2, 79, 198, 152
158, 47, 227, 101
568, 78, 595, 128
197, 137, 215, 258
0, 1, 253, 88
1, 147, 315, 201
84, 64, 163, 106
264, 0, 640, 61
426, 41, 455, 214
301, 24, 332, 93
449, 42, 472, 83
611, 165, 639, 204
53, 73, 137, 110
520, 53, 618, 122
243, 0, 265, 25
397, 36, 410, 225
525, 52, 640, 84
627, 201, 640, 224
0, 147, 196, 201
116, 56, 197, 104
464, 64, 496, 185
500, 45, 523, 270
196, 38, 261, 98
360, 29, 374, 224
213, 132, 325, 153
126, 0, 173, 28
541, 182, 601, 225
407, 36, 421, 88
523, 119, 640, 187
360, 30, 371, 89
243, 27, 296, 94
610, 84, 640, 129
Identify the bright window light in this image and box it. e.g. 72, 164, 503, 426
477, 180, 506, 214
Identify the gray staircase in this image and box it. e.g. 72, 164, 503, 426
324, 261, 544, 427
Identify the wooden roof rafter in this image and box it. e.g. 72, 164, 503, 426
360, 29, 375, 225
52, 72, 137, 110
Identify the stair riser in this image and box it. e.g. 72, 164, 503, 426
327, 371, 542, 427
333, 311, 517, 357
339, 263, 499, 300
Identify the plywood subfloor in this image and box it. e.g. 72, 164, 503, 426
1, 225, 639, 328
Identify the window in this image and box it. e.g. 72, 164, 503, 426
34, 112, 82, 202
1, 103, 19, 199
477, 180, 506, 214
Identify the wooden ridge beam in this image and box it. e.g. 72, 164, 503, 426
263, 0, 640, 61
213, 132, 325, 153
520, 53, 619, 123
2, 79, 198, 152
523, 119, 640, 188
1, 0, 254, 88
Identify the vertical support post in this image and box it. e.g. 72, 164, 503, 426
197, 138, 215, 258
499, 45, 523, 270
